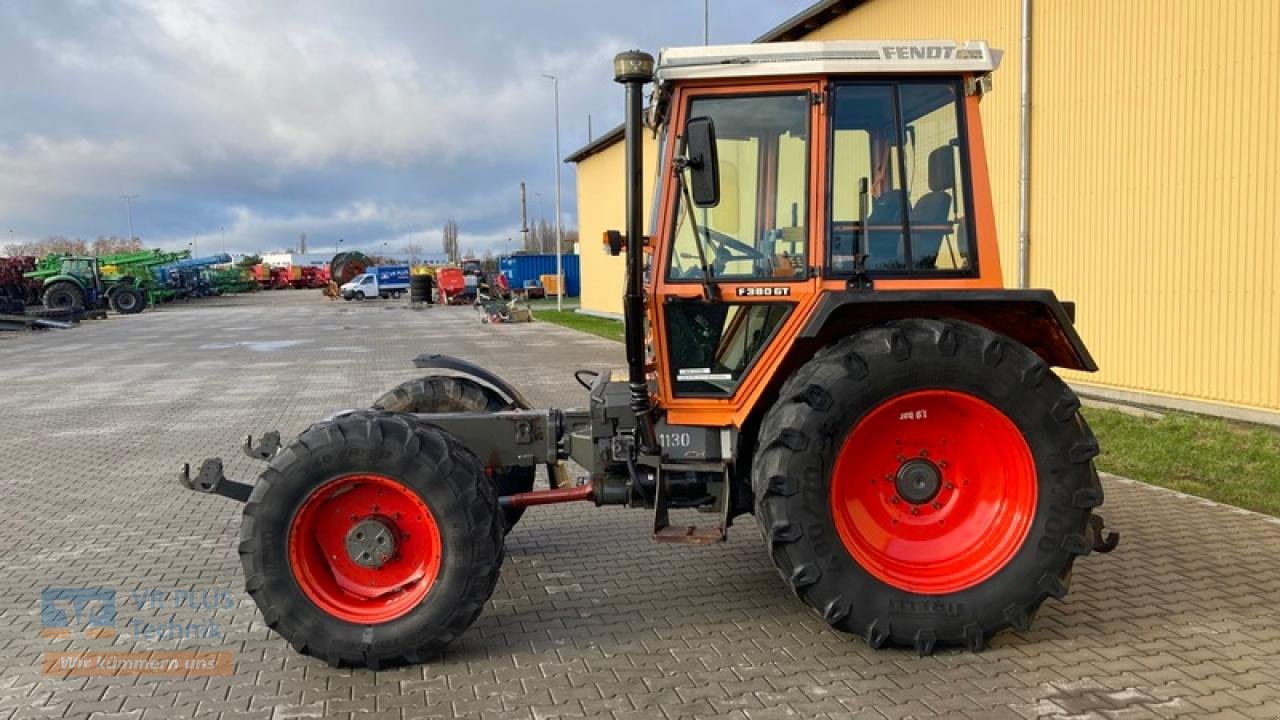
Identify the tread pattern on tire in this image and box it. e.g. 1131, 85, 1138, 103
239, 411, 504, 668
752, 318, 1104, 654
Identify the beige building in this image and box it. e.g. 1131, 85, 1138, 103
568, 0, 1280, 422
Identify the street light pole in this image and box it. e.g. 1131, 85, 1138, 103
220, 226, 226, 254
542, 73, 564, 311
122, 195, 138, 244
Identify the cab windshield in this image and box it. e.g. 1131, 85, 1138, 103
667, 93, 810, 282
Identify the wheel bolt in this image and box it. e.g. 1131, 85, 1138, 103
890, 496, 900, 504
945, 483, 955, 490
919, 449, 929, 457
910, 507, 920, 516
932, 502, 942, 510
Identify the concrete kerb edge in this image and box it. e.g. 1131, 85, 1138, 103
1102, 472, 1280, 527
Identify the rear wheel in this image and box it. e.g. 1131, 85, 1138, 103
753, 319, 1104, 654
373, 376, 535, 532
240, 412, 503, 668
43, 281, 83, 310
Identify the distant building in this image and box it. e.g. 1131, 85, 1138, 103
260, 253, 333, 268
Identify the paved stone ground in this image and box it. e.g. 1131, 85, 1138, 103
1, 291, 1278, 720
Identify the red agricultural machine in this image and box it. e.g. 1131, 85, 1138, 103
291, 266, 330, 289
0, 256, 40, 311
180, 41, 1117, 667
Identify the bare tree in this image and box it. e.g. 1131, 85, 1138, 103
3, 235, 90, 258
401, 242, 424, 267
522, 218, 579, 254
91, 235, 143, 256
442, 219, 459, 264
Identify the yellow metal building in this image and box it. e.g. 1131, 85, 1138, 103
568, 0, 1280, 422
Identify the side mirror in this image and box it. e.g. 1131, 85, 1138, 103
684, 116, 719, 208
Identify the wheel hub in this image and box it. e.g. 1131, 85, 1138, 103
895, 459, 941, 504
287, 474, 442, 623
345, 518, 397, 568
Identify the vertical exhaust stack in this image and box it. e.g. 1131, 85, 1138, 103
613, 50, 657, 452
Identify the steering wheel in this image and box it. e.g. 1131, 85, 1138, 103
700, 226, 765, 263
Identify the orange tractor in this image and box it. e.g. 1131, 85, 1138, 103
180, 40, 1116, 666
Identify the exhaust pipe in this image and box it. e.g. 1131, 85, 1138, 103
613, 50, 659, 454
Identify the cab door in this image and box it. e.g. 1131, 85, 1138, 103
651, 80, 826, 429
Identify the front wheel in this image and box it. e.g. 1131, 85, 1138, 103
240, 412, 504, 668
354, 291, 365, 301
753, 319, 1105, 654
110, 286, 145, 314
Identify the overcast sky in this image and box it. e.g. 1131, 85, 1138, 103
0, 1, 811, 258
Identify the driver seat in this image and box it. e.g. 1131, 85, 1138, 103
910, 146, 956, 268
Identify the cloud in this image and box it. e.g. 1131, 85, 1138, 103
0, 0, 810, 256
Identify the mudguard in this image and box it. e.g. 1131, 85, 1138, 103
800, 289, 1097, 371
411, 353, 534, 409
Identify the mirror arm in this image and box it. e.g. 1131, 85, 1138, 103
676, 164, 719, 301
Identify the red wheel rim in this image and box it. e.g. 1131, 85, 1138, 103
830, 390, 1037, 595
288, 474, 442, 623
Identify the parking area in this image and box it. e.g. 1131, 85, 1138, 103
1, 291, 1278, 720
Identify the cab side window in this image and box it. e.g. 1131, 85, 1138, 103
828, 82, 973, 275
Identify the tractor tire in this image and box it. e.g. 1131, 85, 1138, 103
110, 287, 145, 314
43, 281, 83, 310
239, 411, 504, 668
753, 318, 1104, 655
373, 376, 536, 532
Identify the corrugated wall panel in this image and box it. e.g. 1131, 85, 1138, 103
1033, 0, 1280, 411
809, 0, 1280, 413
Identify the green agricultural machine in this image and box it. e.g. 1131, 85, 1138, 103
25, 249, 190, 313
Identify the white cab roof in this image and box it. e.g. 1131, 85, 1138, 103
655, 40, 1001, 84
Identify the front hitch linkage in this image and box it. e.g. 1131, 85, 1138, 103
176, 432, 281, 503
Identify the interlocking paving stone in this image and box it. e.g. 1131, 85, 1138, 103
1, 291, 1278, 719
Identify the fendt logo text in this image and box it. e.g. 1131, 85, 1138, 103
882, 45, 955, 60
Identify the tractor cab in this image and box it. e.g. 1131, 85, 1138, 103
59, 257, 106, 288
622, 41, 1035, 430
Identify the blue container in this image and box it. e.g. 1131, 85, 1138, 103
499, 253, 580, 296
